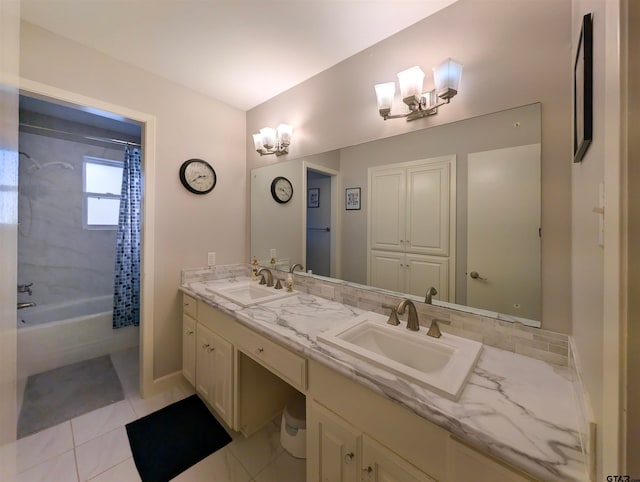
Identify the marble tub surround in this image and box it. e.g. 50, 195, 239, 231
180, 276, 588, 480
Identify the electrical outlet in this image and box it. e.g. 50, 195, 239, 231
208, 252, 216, 267
270, 248, 277, 259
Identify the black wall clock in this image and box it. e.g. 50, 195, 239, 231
271, 176, 293, 204
179, 159, 216, 195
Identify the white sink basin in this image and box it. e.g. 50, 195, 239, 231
202, 279, 296, 307
317, 312, 482, 400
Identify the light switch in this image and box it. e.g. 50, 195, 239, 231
208, 252, 216, 266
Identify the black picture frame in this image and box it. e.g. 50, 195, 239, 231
345, 187, 361, 210
308, 188, 319, 208
573, 13, 593, 163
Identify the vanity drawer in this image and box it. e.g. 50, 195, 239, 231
183, 293, 197, 318
236, 325, 307, 391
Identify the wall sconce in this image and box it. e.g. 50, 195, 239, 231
253, 124, 292, 156
374, 58, 463, 122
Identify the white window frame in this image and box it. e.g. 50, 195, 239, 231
82, 156, 124, 230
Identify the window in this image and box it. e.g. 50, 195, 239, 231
83, 156, 123, 230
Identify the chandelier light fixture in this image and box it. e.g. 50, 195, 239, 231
253, 124, 292, 156
374, 58, 463, 122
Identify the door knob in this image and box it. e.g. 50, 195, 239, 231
469, 271, 487, 281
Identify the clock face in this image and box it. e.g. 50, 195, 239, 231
271, 176, 293, 204
179, 159, 216, 194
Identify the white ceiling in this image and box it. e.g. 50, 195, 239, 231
20, 0, 458, 111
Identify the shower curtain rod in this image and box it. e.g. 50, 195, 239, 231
19, 123, 142, 148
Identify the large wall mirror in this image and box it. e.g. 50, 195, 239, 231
251, 103, 542, 326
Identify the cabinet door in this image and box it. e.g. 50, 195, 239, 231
404, 254, 450, 301
362, 435, 435, 482
370, 168, 406, 252
405, 162, 452, 256
182, 314, 196, 387
447, 438, 532, 482
369, 250, 405, 293
196, 324, 234, 427
196, 326, 215, 403
210, 333, 233, 427
308, 401, 360, 482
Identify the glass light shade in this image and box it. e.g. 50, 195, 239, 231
397, 66, 425, 99
433, 58, 463, 99
260, 127, 276, 150
277, 124, 292, 146
374, 82, 395, 111
252, 133, 264, 152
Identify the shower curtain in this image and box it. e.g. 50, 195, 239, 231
113, 147, 141, 328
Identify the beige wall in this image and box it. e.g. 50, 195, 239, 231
19, 22, 247, 379
247, 0, 573, 333
571, 0, 625, 478
626, 0, 639, 475
0, 0, 20, 479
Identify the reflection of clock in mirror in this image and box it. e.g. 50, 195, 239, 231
179, 159, 217, 195
270, 176, 293, 204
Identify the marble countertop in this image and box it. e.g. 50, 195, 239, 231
182, 278, 587, 481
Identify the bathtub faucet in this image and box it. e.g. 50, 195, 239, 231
17, 302, 36, 309
18, 283, 33, 296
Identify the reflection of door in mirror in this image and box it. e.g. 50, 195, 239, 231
306, 170, 332, 276
367, 156, 456, 301
467, 144, 541, 320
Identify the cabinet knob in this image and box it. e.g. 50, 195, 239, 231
207, 346, 215, 353
202, 343, 210, 349
344, 452, 354, 464
185, 329, 194, 335
257, 347, 264, 354
362, 466, 373, 479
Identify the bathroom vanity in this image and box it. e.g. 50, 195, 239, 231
180, 267, 588, 481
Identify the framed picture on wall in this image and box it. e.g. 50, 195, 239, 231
573, 12, 593, 163
345, 187, 361, 210
308, 188, 319, 208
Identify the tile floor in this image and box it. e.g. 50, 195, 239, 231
16, 347, 306, 482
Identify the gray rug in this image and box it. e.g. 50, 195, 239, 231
18, 355, 124, 438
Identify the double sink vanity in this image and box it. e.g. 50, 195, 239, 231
179, 264, 588, 481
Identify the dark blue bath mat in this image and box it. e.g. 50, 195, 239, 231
17, 355, 124, 438
126, 394, 232, 482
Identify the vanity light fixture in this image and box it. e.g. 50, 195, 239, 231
374, 58, 463, 122
253, 124, 292, 156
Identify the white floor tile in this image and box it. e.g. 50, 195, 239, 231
86, 457, 141, 482
17, 421, 74, 473
253, 451, 306, 482
16, 449, 78, 482
75, 426, 132, 482
127, 384, 194, 419
171, 446, 251, 482
71, 400, 136, 446
227, 418, 283, 477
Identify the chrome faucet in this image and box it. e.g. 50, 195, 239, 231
257, 267, 274, 287
396, 298, 420, 331
18, 283, 33, 296
424, 286, 437, 304
17, 302, 36, 309
289, 263, 304, 273
427, 318, 451, 338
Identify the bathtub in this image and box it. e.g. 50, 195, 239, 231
17, 295, 139, 378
